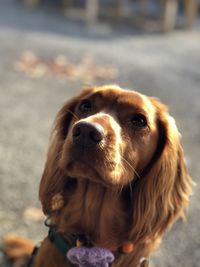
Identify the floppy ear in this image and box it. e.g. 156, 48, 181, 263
130, 98, 193, 243
39, 88, 95, 214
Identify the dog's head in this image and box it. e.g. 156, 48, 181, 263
39, 86, 192, 246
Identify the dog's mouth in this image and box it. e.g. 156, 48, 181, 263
65, 159, 112, 187
60, 141, 125, 187
67, 159, 100, 179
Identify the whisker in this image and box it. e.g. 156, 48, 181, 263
119, 183, 124, 195
114, 164, 126, 195
128, 179, 133, 197
53, 109, 79, 135
121, 156, 140, 179
66, 109, 79, 120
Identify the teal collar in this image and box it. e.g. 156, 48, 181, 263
48, 227, 74, 257
26, 219, 149, 267
47, 225, 92, 266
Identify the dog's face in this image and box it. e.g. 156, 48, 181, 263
59, 86, 159, 186
39, 86, 192, 250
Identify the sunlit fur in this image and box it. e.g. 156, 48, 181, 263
36, 85, 193, 267
5, 86, 193, 267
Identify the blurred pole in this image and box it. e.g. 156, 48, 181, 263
139, 0, 148, 15
161, 0, 178, 32
63, 0, 73, 8
115, 0, 123, 16
23, 0, 40, 8
184, 0, 198, 28
86, 0, 99, 24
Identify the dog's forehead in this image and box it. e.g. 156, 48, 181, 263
90, 87, 155, 114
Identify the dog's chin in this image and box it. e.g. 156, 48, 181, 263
65, 160, 102, 183
63, 160, 116, 188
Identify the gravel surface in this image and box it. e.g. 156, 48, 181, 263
0, 1, 200, 266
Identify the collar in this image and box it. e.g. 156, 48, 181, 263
48, 227, 91, 257
26, 222, 84, 267
25, 218, 149, 267
48, 227, 73, 258
44, 218, 149, 267
48, 227, 75, 267
45, 216, 92, 266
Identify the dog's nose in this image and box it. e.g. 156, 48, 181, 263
72, 121, 105, 147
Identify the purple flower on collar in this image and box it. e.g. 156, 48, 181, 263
67, 246, 115, 267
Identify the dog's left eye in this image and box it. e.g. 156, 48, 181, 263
79, 100, 92, 112
131, 114, 147, 128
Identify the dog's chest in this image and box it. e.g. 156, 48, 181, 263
59, 180, 128, 246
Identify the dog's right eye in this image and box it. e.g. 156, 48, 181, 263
79, 100, 92, 112
130, 114, 147, 128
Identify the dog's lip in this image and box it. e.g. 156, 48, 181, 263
66, 159, 101, 179
65, 160, 113, 188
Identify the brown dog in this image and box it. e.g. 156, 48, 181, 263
4, 85, 193, 267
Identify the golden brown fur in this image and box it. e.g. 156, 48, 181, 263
4, 85, 193, 267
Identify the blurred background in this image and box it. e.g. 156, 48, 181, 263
0, 0, 200, 266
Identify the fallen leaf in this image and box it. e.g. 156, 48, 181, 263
13, 52, 119, 82
23, 206, 45, 222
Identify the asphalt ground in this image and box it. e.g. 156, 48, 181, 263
0, 1, 200, 266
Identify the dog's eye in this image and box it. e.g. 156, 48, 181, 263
79, 100, 92, 112
131, 114, 147, 128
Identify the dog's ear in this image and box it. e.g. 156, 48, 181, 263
130, 98, 193, 242
39, 88, 95, 214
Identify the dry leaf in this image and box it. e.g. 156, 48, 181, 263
23, 206, 45, 222
13, 52, 118, 82
53, 55, 68, 67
